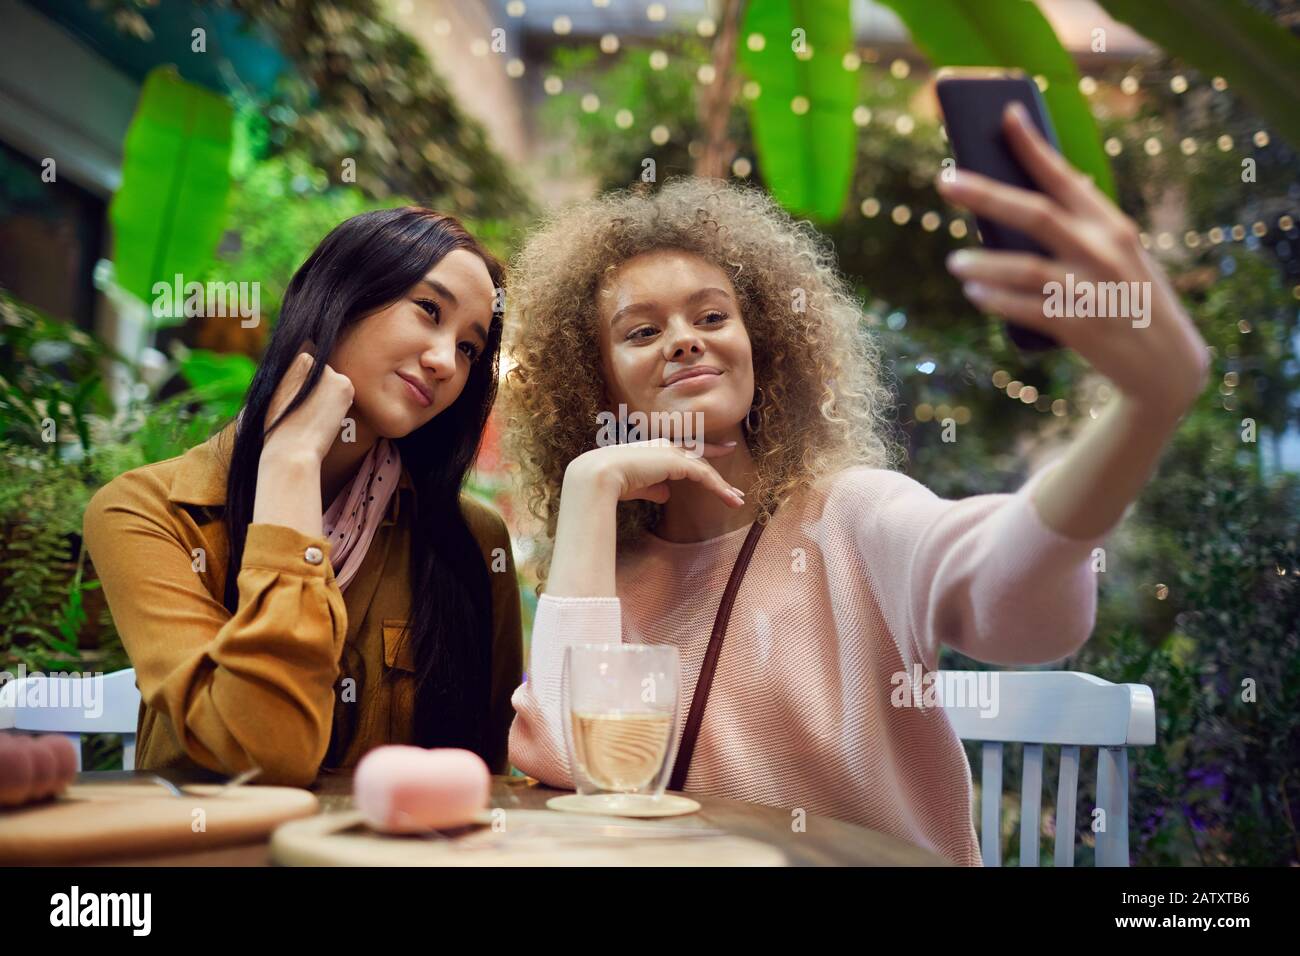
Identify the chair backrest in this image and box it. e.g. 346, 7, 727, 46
0, 667, 142, 770
934, 670, 1156, 867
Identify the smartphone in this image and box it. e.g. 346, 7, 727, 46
936, 68, 1060, 352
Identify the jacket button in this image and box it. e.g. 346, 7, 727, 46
304, 546, 324, 565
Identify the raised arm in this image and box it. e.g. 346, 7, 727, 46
84, 480, 347, 787
84, 352, 360, 786
842, 463, 1118, 673
938, 102, 1209, 541
508, 438, 742, 783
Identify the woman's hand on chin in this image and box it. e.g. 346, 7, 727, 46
564, 438, 746, 509
547, 439, 744, 596
937, 102, 1211, 424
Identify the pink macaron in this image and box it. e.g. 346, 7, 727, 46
354, 746, 490, 833
0, 733, 76, 807
41, 735, 79, 792
0, 734, 37, 807
26, 740, 59, 800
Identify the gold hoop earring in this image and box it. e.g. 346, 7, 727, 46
744, 385, 763, 435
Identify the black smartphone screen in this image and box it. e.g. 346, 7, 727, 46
936, 72, 1061, 351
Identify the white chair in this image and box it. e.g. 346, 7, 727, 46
0, 667, 142, 770
935, 670, 1156, 867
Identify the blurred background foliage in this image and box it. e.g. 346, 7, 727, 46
0, 0, 1296, 863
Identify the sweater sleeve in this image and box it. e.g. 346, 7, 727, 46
83, 478, 348, 787
838, 462, 1121, 671
507, 595, 623, 787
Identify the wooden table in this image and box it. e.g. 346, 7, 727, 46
82, 770, 950, 866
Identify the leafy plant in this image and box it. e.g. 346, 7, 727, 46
738, 0, 858, 221
877, 0, 1115, 197
202, 0, 533, 221
0, 291, 118, 455
109, 65, 234, 310
539, 42, 713, 187
0, 442, 97, 668
1097, 0, 1300, 149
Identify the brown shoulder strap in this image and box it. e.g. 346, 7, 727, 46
668, 517, 769, 792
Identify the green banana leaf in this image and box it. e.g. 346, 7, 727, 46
1097, 0, 1300, 149
878, 0, 1116, 198
109, 66, 234, 318
738, 0, 858, 223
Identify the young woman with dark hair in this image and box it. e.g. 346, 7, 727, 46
84, 207, 522, 787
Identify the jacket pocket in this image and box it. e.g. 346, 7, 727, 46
382, 618, 416, 672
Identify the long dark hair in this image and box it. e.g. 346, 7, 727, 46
221, 206, 505, 760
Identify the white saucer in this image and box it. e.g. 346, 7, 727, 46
545, 793, 702, 818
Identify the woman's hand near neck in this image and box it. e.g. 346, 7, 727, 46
546, 432, 750, 597
320, 418, 377, 509
655, 425, 759, 543
253, 353, 365, 540
257, 420, 375, 542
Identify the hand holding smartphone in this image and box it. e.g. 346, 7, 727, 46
936, 68, 1061, 352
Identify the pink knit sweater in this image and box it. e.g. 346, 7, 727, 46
508, 463, 1118, 865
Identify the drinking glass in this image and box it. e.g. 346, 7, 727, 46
560, 643, 681, 814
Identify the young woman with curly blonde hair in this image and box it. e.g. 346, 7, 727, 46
503, 109, 1208, 865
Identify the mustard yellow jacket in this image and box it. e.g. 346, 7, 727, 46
82, 424, 523, 787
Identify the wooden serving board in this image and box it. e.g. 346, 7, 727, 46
0, 783, 319, 865
271, 809, 787, 867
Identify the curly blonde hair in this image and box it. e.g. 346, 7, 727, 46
502, 176, 901, 583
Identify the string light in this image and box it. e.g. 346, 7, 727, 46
520, 53, 1292, 268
